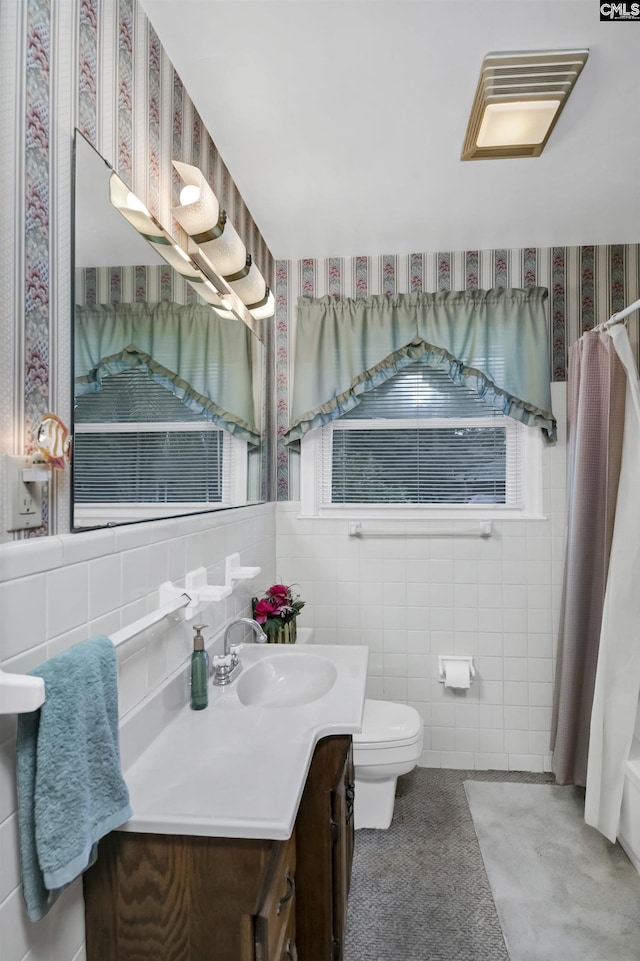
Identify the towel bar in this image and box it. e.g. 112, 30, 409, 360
348, 521, 493, 538
111, 588, 192, 648
0, 588, 191, 714
1, 558, 261, 712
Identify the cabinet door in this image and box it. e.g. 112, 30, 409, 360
85, 832, 282, 961
294, 735, 354, 961
274, 911, 298, 961
330, 744, 354, 961
255, 833, 296, 961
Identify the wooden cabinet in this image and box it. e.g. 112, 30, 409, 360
84, 735, 354, 961
295, 735, 355, 961
84, 830, 296, 961
255, 835, 297, 961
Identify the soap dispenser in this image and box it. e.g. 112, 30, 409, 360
190, 624, 209, 711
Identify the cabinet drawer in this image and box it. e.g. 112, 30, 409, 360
255, 833, 296, 961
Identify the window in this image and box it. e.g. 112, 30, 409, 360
300, 362, 543, 519
73, 370, 247, 525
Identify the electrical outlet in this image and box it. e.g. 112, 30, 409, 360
5, 455, 45, 532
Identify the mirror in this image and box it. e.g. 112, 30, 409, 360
72, 131, 266, 530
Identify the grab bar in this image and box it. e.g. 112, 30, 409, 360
348, 521, 492, 538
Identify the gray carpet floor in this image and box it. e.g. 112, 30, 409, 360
344, 768, 554, 961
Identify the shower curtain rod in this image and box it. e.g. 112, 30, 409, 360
593, 296, 640, 333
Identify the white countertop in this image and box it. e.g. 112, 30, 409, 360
119, 643, 368, 840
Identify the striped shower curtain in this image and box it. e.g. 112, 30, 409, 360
550, 329, 626, 786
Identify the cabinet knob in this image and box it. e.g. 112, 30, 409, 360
277, 870, 295, 916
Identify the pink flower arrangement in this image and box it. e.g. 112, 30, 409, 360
252, 583, 305, 639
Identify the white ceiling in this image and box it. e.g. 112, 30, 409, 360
140, 0, 640, 260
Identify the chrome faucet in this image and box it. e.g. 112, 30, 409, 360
212, 617, 267, 686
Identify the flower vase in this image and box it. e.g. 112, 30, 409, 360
270, 620, 297, 644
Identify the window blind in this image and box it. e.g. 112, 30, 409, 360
74, 370, 226, 505
320, 363, 522, 507
74, 368, 210, 424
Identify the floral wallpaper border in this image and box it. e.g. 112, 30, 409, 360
6, 0, 275, 538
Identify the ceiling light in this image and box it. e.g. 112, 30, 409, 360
476, 100, 561, 147
462, 49, 588, 160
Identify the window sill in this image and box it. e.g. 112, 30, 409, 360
296, 506, 548, 523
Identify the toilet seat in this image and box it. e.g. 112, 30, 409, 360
353, 699, 423, 751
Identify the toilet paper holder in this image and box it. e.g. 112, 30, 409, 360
438, 655, 476, 687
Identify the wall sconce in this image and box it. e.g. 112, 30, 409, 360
109, 171, 265, 339
171, 161, 275, 322
461, 48, 589, 161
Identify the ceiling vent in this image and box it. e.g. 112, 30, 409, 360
461, 49, 589, 161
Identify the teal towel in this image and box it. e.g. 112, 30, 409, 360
16, 636, 132, 921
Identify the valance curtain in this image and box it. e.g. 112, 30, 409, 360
284, 288, 556, 444
75, 302, 260, 444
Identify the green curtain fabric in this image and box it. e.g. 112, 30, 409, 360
284, 287, 556, 444
75, 302, 260, 444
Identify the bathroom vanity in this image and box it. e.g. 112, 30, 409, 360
85, 735, 354, 961
84, 644, 367, 961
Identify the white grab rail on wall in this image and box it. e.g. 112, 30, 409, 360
0, 555, 260, 714
111, 586, 192, 648
0, 585, 192, 715
347, 521, 493, 539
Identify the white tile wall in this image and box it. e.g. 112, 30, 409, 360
277, 384, 567, 775
0, 384, 567, 959
0, 503, 276, 961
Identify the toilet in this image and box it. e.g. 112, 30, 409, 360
296, 629, 423, 829
353, 698, 424, 829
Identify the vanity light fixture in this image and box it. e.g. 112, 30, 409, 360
172, 160, 275, 321
109, 170, 264, 340
110, 173, 210, 291
172, 161, 246, 277
461, 48, 589, 160
247, 288, 276, 321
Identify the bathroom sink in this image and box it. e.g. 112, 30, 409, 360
236, 653, 338, 708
